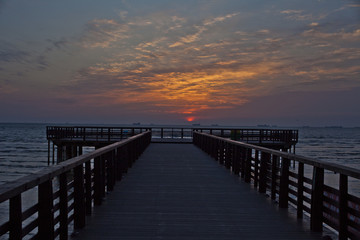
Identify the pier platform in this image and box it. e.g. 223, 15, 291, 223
72, 143, 321, 239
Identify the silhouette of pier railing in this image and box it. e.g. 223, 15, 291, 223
46, 126, 298, 163
193, 132, 360, 239
0, 131, 151, 240
46, 126, 298, 146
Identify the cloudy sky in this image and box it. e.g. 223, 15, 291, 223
1, 0, 359, 126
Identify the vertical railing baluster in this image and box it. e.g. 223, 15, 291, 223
279, 157, 290, 208
38, 180, 54, 239
225, 142, 231, 169
244, 149, 252, 183
59, 173, 68, 240
219, 141, 224, 165
339, 174, 348, 240
101, 156, 106, 197
116, 148, 122, 181
259, 152, 270, 194
85, 161, 92, 215
106, 152, 114, 192
74, 164, 86, 230
297, 162, 304, 219
240, 147, 246, 179
9, 194, 22, 240
254, 150, 259, 189
94, 156, 102, 206
310, 166, 324, 232
271, 155, 278, 200
232, 146, 240, 175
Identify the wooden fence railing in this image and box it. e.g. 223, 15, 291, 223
46, 126, 151, 142
193, 132, 360, 240
0, 131, 151, 240
46, 126, 298, 145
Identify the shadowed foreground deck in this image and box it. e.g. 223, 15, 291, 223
72, 143, 322, 240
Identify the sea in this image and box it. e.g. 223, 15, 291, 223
0, 123, 359, 237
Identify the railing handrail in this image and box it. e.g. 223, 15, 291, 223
46, 125, 298, 131
0, 131, 151, 203
193, 131, 360, 238
195, 132, 360, 179
46, 126, 298, 142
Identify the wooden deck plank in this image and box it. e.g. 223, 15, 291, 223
72, 143, 322, 240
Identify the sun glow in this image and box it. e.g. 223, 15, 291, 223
186, 116, 195, 122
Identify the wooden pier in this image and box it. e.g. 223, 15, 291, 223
0, 128, 359, 239
46, 126, 298, 164
71, 143, 321, 239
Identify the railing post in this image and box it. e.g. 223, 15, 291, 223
101, 156, 106, 197
232, 145, 240, 175
339, 174, 348, 240
38, 180, 54, 239
122, 146, 129, 173
244, 148, 252, 183
297, 162, 304, 218
211, 138, 217, 159
279, 157, 290, 208
127, 142, 134, 168
106, 152, 115, 192
225, 142, 231, 169
94, 156, 102, 205
310, 166, 324, 232
74, 164, 86, 230
240, 147, 246, 179
259, 152, 270, 194
218, 140, 224, 165
57, 144, 63, 163
271, 155, 278, 200
59, 173, 68, 240
85, 161, 92, 215
254, 150, 259, 189
116, 148, 123, 181
9, 195, 22, 240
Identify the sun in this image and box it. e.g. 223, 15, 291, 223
186, 116, 195, 122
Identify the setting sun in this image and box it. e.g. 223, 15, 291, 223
186, 116, 195, 122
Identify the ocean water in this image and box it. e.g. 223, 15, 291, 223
0, 123, 49, 184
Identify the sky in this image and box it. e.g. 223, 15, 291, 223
0, 0, 359, 126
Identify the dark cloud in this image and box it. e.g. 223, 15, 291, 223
36, 55, 49, 71
46, 38, 69, 52
0, 41, 52, 71
0, 45, 29, 63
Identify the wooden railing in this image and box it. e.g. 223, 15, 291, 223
193, 132, 360, 240
47, 126, 298, 146
0, 131, 151, 240
46, 126, 152, 142
193, 128, 298, 145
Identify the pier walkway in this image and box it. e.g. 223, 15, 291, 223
72, 143, 321, 239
